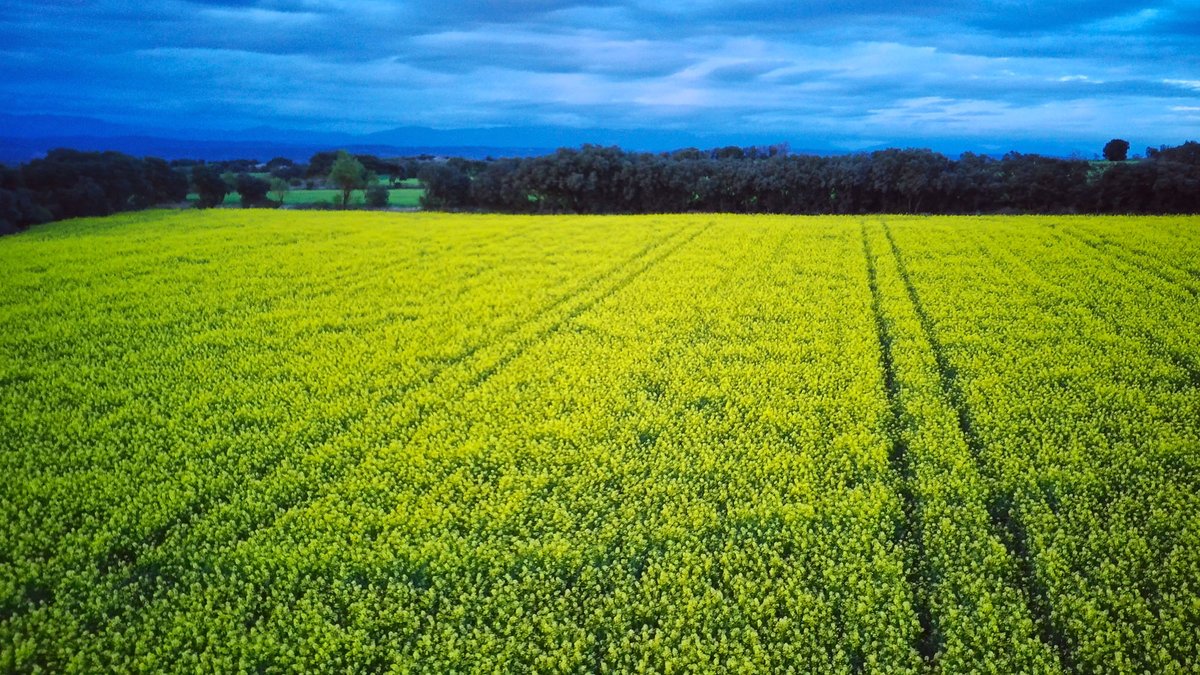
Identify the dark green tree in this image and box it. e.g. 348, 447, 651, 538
418, 163, 470, 209
328, 151, 366, 207
192, 165, 229, 208
269, 177, 290, 204
1103, 139, 1130, 162
234, 173, 271, 207
365, 184, 390, 207
143, 157, 189, 203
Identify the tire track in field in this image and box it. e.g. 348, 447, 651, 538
1, 220, 541, 612
258, 220, 712, 513
879, 220, 1072, 670
129, 227, 659, 545
860, 223, 937, 663
1069, 223, 1200, 282
1046, 227, 1200, 389
382, 220, 763, 675
432, 221, 713, 403
1079, 231, 1200, 283
973, 231, 1200, 392
970, 222, 1200, 666
1054, 225, 1200, 299
1, 224, 697, 625
77, 222, 714, 617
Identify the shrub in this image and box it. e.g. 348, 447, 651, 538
365, 185, 390, 208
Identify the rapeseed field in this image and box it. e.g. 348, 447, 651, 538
1, 211, 1197, 672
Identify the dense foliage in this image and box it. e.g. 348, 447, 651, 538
0, 149, 421, 233
0, 150, 188, 231
4, 142, 1198, 234
190, 164, 229, 208
306, 151, 409, 180
328, 151, 369, 207
421, 143, 1200, 215
1102, 139, 1130, 162
234, 173, 272, 207
1, 211, 1197, 672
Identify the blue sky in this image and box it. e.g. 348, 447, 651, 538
2, 1, 1199, 153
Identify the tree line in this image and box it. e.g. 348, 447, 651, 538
173, 151, 413, 208
1, 150, 421, 233
3, 141, 1198, 235
420, 142, 1200, 215
2, 149, 189, 234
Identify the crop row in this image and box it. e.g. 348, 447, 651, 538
883, 215, 1199, 672
1, 210, 681, 668
1, 211, 1197, 672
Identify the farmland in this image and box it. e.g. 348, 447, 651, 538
1, 211, 1198, 672
274, 188, 424, 208
184, 187, 424, 207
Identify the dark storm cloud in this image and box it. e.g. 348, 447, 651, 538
1, 0, 1197, 148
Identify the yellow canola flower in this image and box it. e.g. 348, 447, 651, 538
0, 211, 1196, 673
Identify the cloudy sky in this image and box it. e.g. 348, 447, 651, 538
2, 0, 1198, 152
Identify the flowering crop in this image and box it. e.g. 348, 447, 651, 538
0, 210, 1196, 672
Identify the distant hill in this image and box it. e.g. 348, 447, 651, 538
0, 113, 1098, 163
0, 135, 554, 164
0, 115, 819, 163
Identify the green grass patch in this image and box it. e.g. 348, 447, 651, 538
282, 188, 424, 207
185, 188, 425, 207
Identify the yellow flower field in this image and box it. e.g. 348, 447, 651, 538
1, 210, 1197, 672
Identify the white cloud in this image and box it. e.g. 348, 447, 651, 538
4, 0, 1198, 147
197, 7, 322, 25
1164, 79, 1200, 91
1085, 8, 1160, 32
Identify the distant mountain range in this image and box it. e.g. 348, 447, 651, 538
0, 135, 557, 164
0, 114, 1094, 163
0, 115, 549, 162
